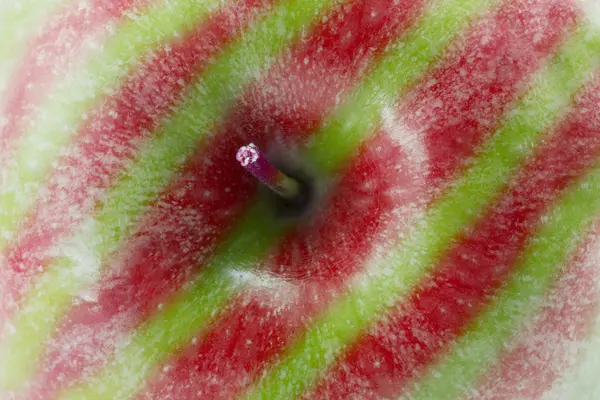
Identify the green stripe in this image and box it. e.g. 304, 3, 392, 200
409, 163, 600, 400
0, 0, 225, 250
0, 0, 341, 391
56, 0, 501, 398
244, 25, 600, 400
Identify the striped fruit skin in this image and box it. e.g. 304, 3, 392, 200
1, 0, 600, 399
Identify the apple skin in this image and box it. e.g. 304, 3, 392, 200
1, 0, 600, 399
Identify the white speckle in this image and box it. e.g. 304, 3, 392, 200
6, 322, 16, 336
77, 287, 98, 303
1, 230, 13, 241
382, 106, 428, 168
27, 159, 39, 170
578, 0, 600, 28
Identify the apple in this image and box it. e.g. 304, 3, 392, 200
1, 0, 600, 399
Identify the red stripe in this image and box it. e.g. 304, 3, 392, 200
0, 0, 149, 165
2, 1, 277, 398
403, 0, 578, 187
17, 0, 425, 397
131, 0, 579, 398
0, 0, 274, 326
313, 46, 600, 400
138, 132, 421, 400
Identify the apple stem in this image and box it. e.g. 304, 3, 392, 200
236, 143, 301, 200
